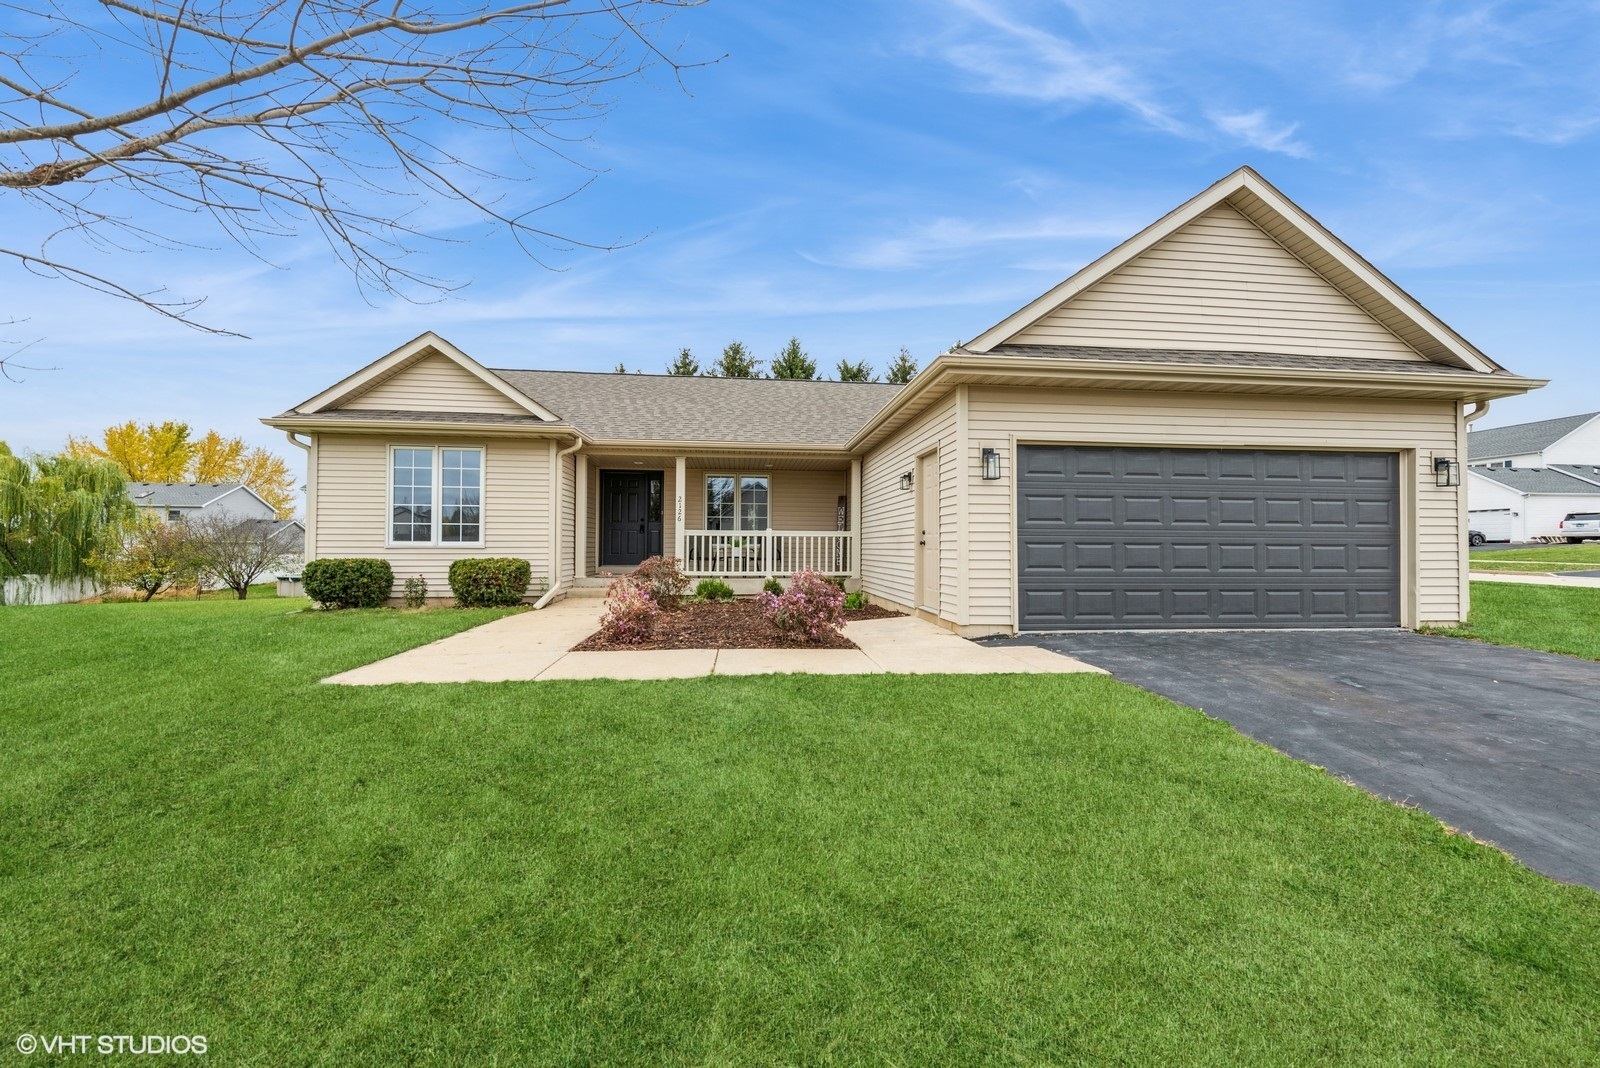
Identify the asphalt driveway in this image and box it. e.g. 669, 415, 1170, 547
1002, 630, 1600, 890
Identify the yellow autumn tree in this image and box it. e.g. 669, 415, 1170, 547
66, 422, 296, 518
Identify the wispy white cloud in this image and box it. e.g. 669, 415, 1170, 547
1207, 109, 1311, 158
923, 0, 1188, 135
802, 212, 1140, 270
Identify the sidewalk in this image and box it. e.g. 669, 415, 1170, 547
1472, 571, 1600, 589
324, 598, 1104, 685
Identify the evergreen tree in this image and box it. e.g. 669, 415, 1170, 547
706, 341, 762, 378
885, 347, 918, 384
835, 359, 876, 383
769, 336, 817, 380
613, 362, 629, 374
666, 348, 700, 376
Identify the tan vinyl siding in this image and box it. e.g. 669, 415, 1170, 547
559, 450, 576, 586
313, 433, 551, 596
859, 396, 958, 617
1013, 204, 1427, 362
963, 388, 1463, 628
343, 354, 530, 414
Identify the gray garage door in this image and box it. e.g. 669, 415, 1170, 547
1017, 446, 1400, 630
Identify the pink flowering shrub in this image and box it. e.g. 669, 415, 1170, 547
758, 568, 846, 642
631, 555, 690, 611
598, 575, 659, 644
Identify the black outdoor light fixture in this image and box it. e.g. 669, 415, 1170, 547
899, 470, 914, 491
981, 447, 1001, 480
1434, 456, 1461, 487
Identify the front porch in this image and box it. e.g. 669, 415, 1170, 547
575, 450, 862, 582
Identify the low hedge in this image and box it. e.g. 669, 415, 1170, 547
302, 558, 394, 609
448, 557, 531, 607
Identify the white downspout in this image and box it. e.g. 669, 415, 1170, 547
1464, 399, 1492, 426
282, 431, 313, 562
535, 435, 587, 609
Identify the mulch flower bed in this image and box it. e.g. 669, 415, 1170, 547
573, 598, 903, 652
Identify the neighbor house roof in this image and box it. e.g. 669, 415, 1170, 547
1469, 467, 1600, 495
126, 482, 259, 508
491, 369, 904, 447
1468, 412, 1600, 461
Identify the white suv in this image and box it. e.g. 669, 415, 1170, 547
1559, 512, 1600, 543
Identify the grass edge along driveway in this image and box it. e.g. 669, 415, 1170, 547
1425, 580, 1600, 661
3, 595, 1598, 1064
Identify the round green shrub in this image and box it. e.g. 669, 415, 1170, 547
448, 557, 532, 607
761, 577, 784, 596
695, 577, 735, 602
302, 558, 394, 609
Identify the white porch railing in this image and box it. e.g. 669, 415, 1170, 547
681, 531, 853, 577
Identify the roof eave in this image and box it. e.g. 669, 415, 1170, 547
848, 352, 1547, 452
261, 415, 580, 438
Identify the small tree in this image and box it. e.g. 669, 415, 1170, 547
769, 336, 817, 380
706, 341, 762, 378
97, 519, 199, 601
1, 449, 132, 580
885, 347, 918, 385
613, 362, 629, 374
836, 359, 876, 382
190, 515, 299, 600
666, 348, 700, 376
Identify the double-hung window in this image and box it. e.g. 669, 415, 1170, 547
390, 446, 484, 545
706, 474, 769, 531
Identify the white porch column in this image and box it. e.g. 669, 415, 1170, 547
849, 457, 862, 577
674, 455, 687, 562
575, 454, 588, 579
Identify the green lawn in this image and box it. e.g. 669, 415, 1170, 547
1470, 559, 1597, 573
1473, 542, 1600, 565
3, 598, 1598, 1064
1426, 581, 1600, 661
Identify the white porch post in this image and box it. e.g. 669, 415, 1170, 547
575, 454, 588, 579
674, 455, 687, 562
849, 458, 862, 577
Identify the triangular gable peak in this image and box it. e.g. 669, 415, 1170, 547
966, 168, 1499, 373
296, 332, 558, 419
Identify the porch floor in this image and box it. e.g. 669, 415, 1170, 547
323, 598, 1105, 684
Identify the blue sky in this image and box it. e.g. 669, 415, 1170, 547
5, 0, 1599, 471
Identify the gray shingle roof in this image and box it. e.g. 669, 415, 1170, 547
126, 482, 251, 508
973, 343, 1490, 377
490, 369, 904, 446
1469, 467, 1600, 495
1468, 412, 1600, 460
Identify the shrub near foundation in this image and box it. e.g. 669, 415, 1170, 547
631, 556, 690, 611
599, 574, 659, 644
759, 568, 845, 642
448, 558, 531, 608
302, 558, 394, 609
695, 578, 735, 602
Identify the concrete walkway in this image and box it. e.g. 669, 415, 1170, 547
324, 598, 1104, 685
1472, 571, 1600, 589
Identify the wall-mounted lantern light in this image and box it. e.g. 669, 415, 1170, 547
981, 447, 1001, 480
1434, 456, 1461, 487
899, 471, 914, 491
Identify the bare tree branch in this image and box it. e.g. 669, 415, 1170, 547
0, 0, 716, 329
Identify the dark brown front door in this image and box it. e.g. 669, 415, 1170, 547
601, 471, 664, 566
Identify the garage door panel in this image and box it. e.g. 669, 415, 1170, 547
1017, 446, 1400, 630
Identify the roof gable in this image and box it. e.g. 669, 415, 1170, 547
967, 167, 1499, 373
1469, 466, 1600, 495
296, 332, 556, 420
126, 482, 273, 510
1468, 412, 1600, 460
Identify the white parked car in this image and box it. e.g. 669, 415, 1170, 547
1559, 512, 1600, 543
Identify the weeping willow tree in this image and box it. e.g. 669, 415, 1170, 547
0, 446, 133, 580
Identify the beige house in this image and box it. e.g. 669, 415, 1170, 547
265, 168, 1542, 633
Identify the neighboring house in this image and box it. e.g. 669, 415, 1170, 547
127, 482, 278, 524
1467, 411, 1600, 469
1465, 412, 1600, 541
265, 167, 1543, 633
1467, 467, 1600, 543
